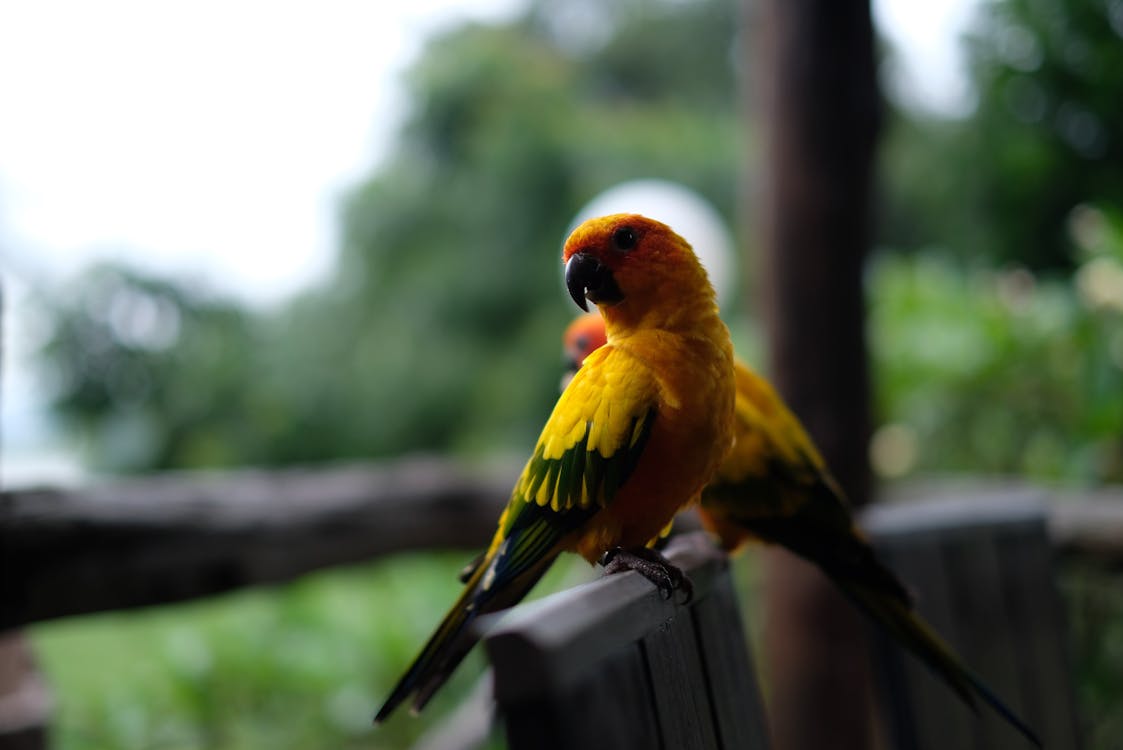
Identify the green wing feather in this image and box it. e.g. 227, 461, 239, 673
500, 348, 657, 535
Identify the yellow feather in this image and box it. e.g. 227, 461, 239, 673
535, 481, 550, 507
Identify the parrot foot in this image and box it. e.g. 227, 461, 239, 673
601, 547, 693, 603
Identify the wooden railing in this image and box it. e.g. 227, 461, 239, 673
877, 477, 1123, 569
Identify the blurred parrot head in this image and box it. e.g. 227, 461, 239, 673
560, 311, 608, 391
563, 214, 715, 326
562, 311, 607, 372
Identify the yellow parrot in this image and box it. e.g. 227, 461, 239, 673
374, 214, 734, 722
562, 311, 1041, 747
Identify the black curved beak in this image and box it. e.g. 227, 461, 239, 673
565, 252, 624, 312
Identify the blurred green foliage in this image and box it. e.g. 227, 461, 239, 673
31, 552, 587, 750
1063, 563, 1123, 749
870, 205, 1123, 483
41, 266, 263, 469
35, 0, 1123, 484
37, 0, 742, 472
880, 0, 1123, 270
32, 554, 478, 750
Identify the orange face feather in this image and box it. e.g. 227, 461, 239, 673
563, 213, 716, 335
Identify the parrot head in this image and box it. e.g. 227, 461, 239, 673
559, 311, 608, 391
562, 311, 608, 371
562, 214, 713, 322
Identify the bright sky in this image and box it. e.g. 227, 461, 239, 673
0, 0, 978, 482
875, 0, 978, 115
0, 0, 523, 302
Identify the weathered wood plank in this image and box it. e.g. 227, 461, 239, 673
690, 573, 770, 750
486, 533, 768, 750
866, 485, 1049, 534
998, 527, 1083, 749
0, 291, 49, 750
1049, 490, 1123, 569
643, 614, 718, 750
943, 531, 1024, 749
0, 458, 514, 628
865, 491, 1081, 750
584, 644, 662, 750
485, 534, 721, 702
880, 480, 1123, 568
873, 533, 975, 750
500, 644, 661, 750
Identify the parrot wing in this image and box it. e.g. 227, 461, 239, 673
704, 364, 1040, 746
713, 361, 828, 500
376, 345, 658, 721
456, 345, 657, 584
705, 360, 914, 604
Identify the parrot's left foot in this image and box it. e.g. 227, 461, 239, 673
601, 546, 693, 603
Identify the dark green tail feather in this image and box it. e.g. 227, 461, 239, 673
837, 568, 1042, 747
739, 494, 1041, 747
374, 564, 482, 723
374, 549, 557, 723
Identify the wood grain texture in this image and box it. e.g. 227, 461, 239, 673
643, 615, 719, 750
486, 532, 769, 750
865, 492, 1081, 750
751, 5, 881, 742
691, 573, 771, 750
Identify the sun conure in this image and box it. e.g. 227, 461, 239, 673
374, 214, 734, 722
561, 311, 1041, 747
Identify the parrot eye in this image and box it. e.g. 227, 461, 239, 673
612, 226, 637, 251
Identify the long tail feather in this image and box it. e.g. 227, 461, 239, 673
843, 583, 1041, 747
744, 493, 1041, 747
827, 549, 1039, 745
374, 566, 483, 723
374, 550, 556, 723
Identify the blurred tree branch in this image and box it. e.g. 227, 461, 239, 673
0, 457, 515, 630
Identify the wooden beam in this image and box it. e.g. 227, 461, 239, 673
880, 480, 1123, 570
750, 0, 881, 747
0, 458, 513, 629
1051, 494, 1123, 568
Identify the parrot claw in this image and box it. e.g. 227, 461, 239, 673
601, 546, 693, 603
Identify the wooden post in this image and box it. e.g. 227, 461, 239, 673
0, 282, 52, 750
750, 1, 881, 748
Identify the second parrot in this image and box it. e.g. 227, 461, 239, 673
562, 311, 1040, 747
